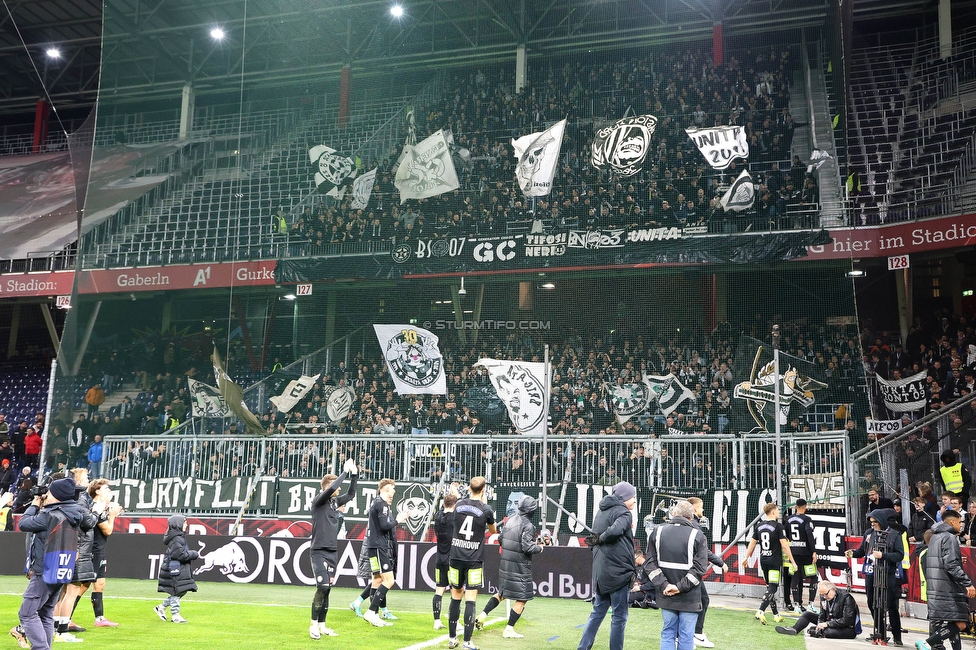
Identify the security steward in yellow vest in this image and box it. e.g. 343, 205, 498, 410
939, 450, 972, 505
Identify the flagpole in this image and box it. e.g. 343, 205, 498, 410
772, 324, 782, 506
541, 343, 550, 533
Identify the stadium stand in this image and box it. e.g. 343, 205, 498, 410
847, 27, 976, 224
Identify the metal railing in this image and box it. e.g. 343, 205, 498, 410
849, 390, 976, 529
97, 430, 852, 522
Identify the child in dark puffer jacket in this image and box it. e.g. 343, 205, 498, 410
154, 514, 199, 623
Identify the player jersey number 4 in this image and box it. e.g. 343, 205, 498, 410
451, 499, 495, 562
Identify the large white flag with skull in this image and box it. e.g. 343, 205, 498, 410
512, 119, 566, 198
475, 358, 550, 436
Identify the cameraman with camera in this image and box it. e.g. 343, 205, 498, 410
12, 477, 95, 650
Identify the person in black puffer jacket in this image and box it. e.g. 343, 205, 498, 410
578, 481, 637, 650
917, 510, 975, 650
475, 495, 549, 638
154, 515, 199, 624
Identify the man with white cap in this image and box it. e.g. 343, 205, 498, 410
577, 481, 637, 650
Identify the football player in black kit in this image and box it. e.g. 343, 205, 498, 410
448, 476, 496, 650
745, 503, 798, 624
432, 492, 458, 630
308, 457, 359, 639
362, 478, 415, 628
784, 499, 819, 614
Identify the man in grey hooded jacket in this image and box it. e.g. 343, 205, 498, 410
846, 507, 904, 646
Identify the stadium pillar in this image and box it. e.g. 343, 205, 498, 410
161, 299, 172, 332
712, 23, 723, 66
895, 268, 912, 346
180, 84, 195, 140
939, 0, 953, 60
339, 66, 351, 127
712, 271, 729, 324
515, 44, 527, 93
32, 100, 51, 154
324, 290, 337, 346
5, 304, 20, 359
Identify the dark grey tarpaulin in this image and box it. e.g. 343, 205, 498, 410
275, 228, 832, 282
0, 140, 186, 259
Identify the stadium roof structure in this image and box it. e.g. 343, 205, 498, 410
0, 0, 967, 120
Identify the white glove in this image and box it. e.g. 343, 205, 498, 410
343, 457, 358, 475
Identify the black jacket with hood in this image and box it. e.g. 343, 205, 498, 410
498, 495, 544, 601
923, 521, 973, 623
589, 492, 636, 596
158, 514, 199, 596
850, 507, 904, 584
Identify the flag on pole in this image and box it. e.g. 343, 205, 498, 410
309, 144, 356, 196
475, 359, 550, 436
720, 170, 756, 212
188, 378, 230, 418
351, 168, 377, 209
394, 130, 460, 203
512, 119, 566, 197
374, 324, 447, 395
685, 125, 749, 169
269, 373, 321, 413
211, 348, 266, 435
590, 115, 658, 176
643, 374, 695, 416
603, 382, 651, 424
732, 336, 827, 433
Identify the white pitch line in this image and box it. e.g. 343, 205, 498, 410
397, 617, 505, 650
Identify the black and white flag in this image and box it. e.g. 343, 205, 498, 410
322, 385, 357, 422
808, 149, 832, 173
309, 144, 356, 197
720, 170, 755, 212
475, 359, 550, 436
591, 115, 658, 176
394, 130, 460, 204
685, 125, 749, 169
732, 337, 827, 432
603, 381, 651, 424
644, 373, 694, 416
188, 378, 230, 418
269, 373, 320, 413
877, 370, 927, 412
351, 168, 377, 210
512, 119, 566, 198
374, 324, 447, 395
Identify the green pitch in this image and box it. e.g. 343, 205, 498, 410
0, 577, 805, 650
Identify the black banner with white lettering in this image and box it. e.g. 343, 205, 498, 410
276, 229, 830, 282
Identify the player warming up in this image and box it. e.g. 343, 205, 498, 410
745, 503, 797, 625
448, 476, 496, 650
308, 457, 358, 639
